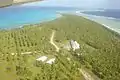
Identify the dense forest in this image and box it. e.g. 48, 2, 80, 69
0, 22, 84, 80
47, 15, 120, 80
0, 14, 120, 80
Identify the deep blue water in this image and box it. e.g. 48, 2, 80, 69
0, 6, 72, 28
82, 9, 120, 19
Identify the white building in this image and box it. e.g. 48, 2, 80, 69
46, 58, 56, 64
21, 52, 32, 55
67, 57, 71, 61
70, 40, 80, 51
36, 56, 48, 62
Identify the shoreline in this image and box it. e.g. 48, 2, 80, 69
79, 11, 120, 21
13, 0, 41, 6
0, 0, 42, 8
1, 13, 62, 30
1, 8, 120, 37
74, 12, 120, 35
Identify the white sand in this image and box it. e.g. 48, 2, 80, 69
20, 0, 42, 6
75, 12, 120, 34
13, 0, 39, 3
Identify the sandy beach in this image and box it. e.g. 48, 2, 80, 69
74, 12, 120, 34
13, 0, 40, 3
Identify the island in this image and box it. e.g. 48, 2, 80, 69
0, 0, 43, 7
0, 14, 120, 80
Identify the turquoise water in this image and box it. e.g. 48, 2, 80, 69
0, 6, 58, 28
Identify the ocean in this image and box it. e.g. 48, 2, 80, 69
0, 6, 60, 28
0, 2, 120, 33
82, 9, 120, 19
0, 2, 78, 29
80, 9, 120, 34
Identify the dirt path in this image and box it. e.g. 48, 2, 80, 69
50, 31, 59, 52
79, 68, 94, 80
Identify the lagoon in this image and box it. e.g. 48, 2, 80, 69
0, 6, 58, 28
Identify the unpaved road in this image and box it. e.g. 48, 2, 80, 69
79, 69, 94, 80
50, 31, 95, 80
50, 31, 59, 52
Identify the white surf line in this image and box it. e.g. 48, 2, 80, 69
75, 12, 120, 34
50, 31, 60, 52
79, 69, 94, 80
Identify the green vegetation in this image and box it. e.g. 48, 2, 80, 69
0, 22, 84, 80
47, 15, 120, 80
0, 14, 120, 80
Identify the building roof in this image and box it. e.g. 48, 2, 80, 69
46, 58, 56, 64
36, 56, 48, 62
70, 40, 80, 51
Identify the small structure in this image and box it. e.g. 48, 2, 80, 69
67, 57, 71, 61
46, 58, 56, 64
11, 53, 15, 55
70, 40, 80, 51
36, 56, 48, 62
21, 52, 32, 55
